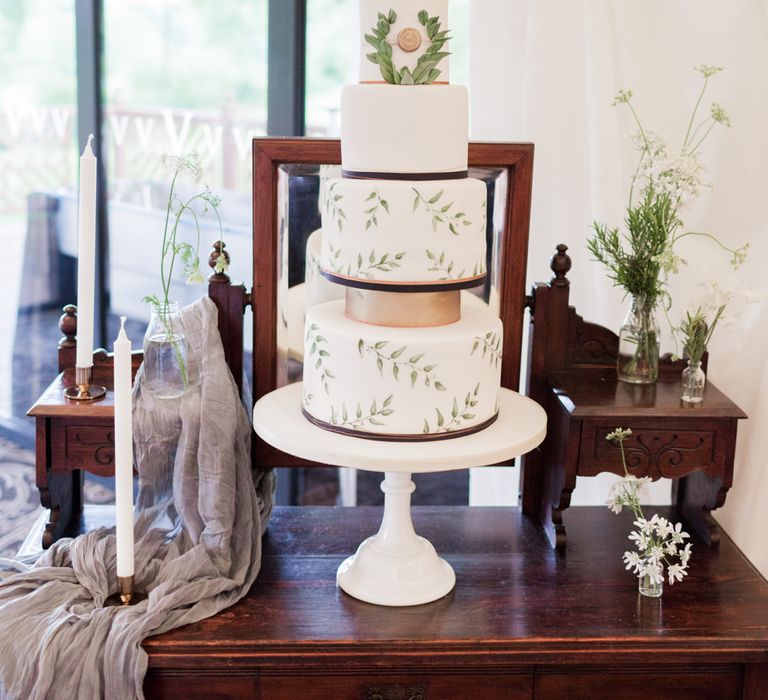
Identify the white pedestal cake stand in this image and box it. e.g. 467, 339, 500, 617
253, 383, 546, 606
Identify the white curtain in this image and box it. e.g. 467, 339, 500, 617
468, 0, 768, 576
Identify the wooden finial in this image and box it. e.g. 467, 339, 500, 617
59, 305, 77, 349
208, 240, 230, 283
550, 244, 571, 287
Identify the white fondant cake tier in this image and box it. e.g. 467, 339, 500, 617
320, 177, 486, 285
358, 0, 450, 84
302, 300, 503, 438
305, 229, 345, 307
341, 84, 468, 174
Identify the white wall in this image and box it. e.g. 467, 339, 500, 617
468, 0, 768, 576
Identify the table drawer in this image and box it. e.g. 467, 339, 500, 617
145, 670, 259, 699
534, 664, 742, 699
578, 418, 728, 480
260, 671, 533, 700
50, 417, 115, 476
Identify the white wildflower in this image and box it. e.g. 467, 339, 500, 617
613, 89, 633, 105
667, 563, 688, 584
645, 544, 665, 565
680, 542, 693, 566
668, 522, 690, 546
653, 516, 673, 540
629, 530, 650, 551
185, 269, 206, 285
695, 64, 723, 78
710, 102, 731, 127
623, 551, 643, 573
606, 427, 632, 442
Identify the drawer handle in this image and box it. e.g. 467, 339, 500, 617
366, 683, 426, 700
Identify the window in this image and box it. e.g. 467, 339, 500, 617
0, 0, 78, 426
102, 0, 268, 343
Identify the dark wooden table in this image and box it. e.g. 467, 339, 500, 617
530, 368, 746, 551
134, 505, 766, 699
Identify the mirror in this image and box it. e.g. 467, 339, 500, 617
252, 139, 533, 467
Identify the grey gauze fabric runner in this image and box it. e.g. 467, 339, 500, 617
0, 297, 275, 699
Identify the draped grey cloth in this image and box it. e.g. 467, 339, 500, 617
0, 297, 274, 699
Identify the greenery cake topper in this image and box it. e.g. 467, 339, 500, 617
365, 9, 451, 85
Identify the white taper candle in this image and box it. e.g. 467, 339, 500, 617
113, 317, 135, 578
76, 134, 97, 368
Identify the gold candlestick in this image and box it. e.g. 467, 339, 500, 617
64, 366, 107, 401
105, 575, 147, 607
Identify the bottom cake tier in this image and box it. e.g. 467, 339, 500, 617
302, 299, 503, 440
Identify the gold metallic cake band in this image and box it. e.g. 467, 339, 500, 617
346, 288, 460, 327
321, 269, 486, 293
302, 408, 499, 442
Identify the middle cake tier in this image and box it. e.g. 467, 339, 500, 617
320, 177, 487, 290
302, 299, 503, 440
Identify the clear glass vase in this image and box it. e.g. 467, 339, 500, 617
143, 302, 188, 399
638, 560, 664, 598
618, 296, 660, 384
681, 359, 706, 403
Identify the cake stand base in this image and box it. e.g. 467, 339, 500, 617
336, 472, 455, 606
253, 383, 547, 608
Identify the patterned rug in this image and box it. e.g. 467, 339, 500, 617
0, 437, 115, 558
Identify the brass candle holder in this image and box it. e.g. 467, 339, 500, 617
64, 366, 107, 401
104, 575, 147, 607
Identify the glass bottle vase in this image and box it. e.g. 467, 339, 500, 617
680, 359, 706, 403
143, 302, 188, 399
638, 559, 664, 598
617, 296, 660, 384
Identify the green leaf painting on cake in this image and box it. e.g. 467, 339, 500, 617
355, 250, 407, 278
364, 9, 451, 85
330, 395, 395, 429
324, 181, 346, 231
425, 249, 464, 280
471, 332, 502, 369
306, 323, 335, 395
422, 385, 481, 434
364, 189, 390, 229
413, 188, 472, 236
358, 340, 447, 391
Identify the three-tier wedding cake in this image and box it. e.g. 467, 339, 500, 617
302, 0, 503, 440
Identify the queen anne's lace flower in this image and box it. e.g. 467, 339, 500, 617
695, 64, 723, 78
607, 427, 692, 591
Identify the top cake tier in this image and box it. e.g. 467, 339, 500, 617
359, 0, 450, 84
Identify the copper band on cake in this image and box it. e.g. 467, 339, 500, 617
346, 288, 460, 327
320, 269, 486, 293
302, 407, 499, 442
341, 169, 468, 181
358, 80, 450, 85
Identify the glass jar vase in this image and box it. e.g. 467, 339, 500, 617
681, 359, 706, 403
638, 559, 664, 598
143, 302, 188, 399
618, 296, 660, 384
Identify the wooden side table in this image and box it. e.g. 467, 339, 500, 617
26, 307, 140, 548
26, 256, 246, 549
521, 245, 747, 550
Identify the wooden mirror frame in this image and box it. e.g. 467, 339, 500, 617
251, 138, 534, 467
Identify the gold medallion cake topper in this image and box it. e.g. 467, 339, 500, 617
397, 27, 422, 52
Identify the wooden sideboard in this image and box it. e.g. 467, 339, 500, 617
521, 245, 747, 551
131, 506, 768, 699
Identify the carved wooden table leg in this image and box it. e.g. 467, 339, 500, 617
676, 471, 726, 546
538, 400, 581, 550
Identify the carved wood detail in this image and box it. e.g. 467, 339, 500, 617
50, 422, 116, 477
584, 428, 718, 480
367, 684, 426, 700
